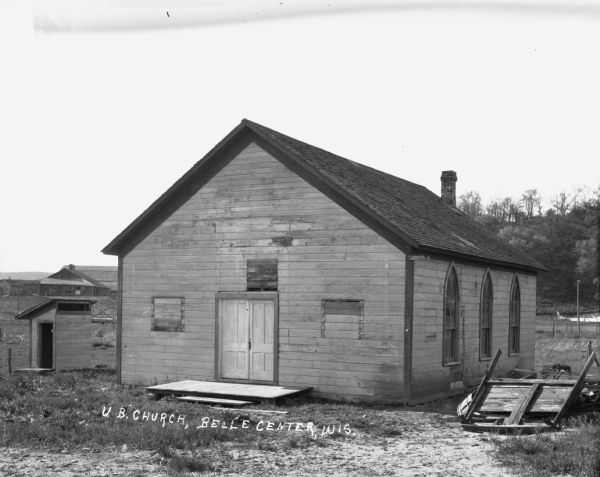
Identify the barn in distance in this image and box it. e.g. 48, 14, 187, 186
102, 119, 544, 403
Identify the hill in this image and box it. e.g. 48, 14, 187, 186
0, 272, 50, 280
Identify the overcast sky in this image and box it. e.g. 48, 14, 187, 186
1, 0, 599, 272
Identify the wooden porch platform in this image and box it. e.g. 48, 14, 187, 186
14, 368, 55, 375
146, 380, 312, 403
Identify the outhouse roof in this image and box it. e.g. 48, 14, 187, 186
15, 298, 97, 320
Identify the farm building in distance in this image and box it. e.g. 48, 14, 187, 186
0, 279, 41, 296
39, 265, 118, 297
102, 119, 545, 403
15, 297, 97, 371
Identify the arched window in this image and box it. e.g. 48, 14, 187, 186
480, 272, 493, 359
509, 276, 521, 354
443, 266, 459, 363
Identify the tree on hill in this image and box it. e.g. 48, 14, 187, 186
472, 186, 600, 308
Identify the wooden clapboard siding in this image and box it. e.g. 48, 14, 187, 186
121, 143, 406, 401
410, 257, 536, 400
55, 313, 94, 370
28, 308, 95, 370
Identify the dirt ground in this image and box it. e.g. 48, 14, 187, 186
0, 407, 517, 477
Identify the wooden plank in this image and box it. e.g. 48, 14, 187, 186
176, 396, 253, 406
479, 383, 574, 414
147, 380, 311, 400
117, 255, 123, 384
479, 385, 531, 413
552, 351, 597, 426
462, 348, 502, 422
504, 383, 540, 425
247, 259, 278, 290
462, 423, 553, 434
587, 341, 600, 367
403, 255, 414, 407
529, 387, 572, 413
489, 379, 577, 386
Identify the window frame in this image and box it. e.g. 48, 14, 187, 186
151, 296, 185, 332
246, 259, 278, 291
479, 271, 493, 360
443, 266, 460, 365
56, 302, 91, 314
321, 299, 365, 340
508, 275, 521, 355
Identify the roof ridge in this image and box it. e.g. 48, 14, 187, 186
244, 119, 432, 193
102, 119, 545, 271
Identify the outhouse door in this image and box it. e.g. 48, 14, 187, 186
217, 293, 277, 383
38, 322, 54, 368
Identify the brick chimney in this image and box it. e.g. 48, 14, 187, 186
68, 264, 75, 270
441, 170, 457, 207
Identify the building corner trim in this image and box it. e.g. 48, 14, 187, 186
403, 256, 414, 406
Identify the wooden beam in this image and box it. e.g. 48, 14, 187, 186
116, 255, 123, 384
489, 379, 577, 386
403, 256, 414, 406
504, 383, 540, 425
552, 351, 597, 426
587, 341, 600, 367
462, 348, 502, 423
462, 422, 553, 434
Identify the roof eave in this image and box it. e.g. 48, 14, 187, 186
102, 119, 420, 257
414, 245, 547, 274
102, 120, 253, 256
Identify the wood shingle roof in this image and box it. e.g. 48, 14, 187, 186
103, 119, 544, 272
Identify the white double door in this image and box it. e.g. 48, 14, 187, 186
219, 297, 275, 382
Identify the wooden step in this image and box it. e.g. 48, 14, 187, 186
176, 396, 253, 407
14, 368, 55, 375
147, 380, 312, 402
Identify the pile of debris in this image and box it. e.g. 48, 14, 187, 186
458, 348, 599, 434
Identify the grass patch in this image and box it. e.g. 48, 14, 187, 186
92, 329, 116, 348
0, 370, 398, 473
494, 330, 600, 477
493, 417, 600, 477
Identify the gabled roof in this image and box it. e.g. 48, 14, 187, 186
46, 266, 111, 289
15, 297, 97, 320
102, 119, 545, 272
64, 266, 117, 289
40, 278, 95, 287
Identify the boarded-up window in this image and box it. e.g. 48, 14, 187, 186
480, 273, 493, 359
509, 276, 520, 355
321, 299, 364, 339
247, 259, 278, 291
443, 267, 459, 364
152, 297, 184, 332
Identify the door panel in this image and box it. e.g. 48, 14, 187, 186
249, 300, 274, 381
219, 297, 275, 382
221, 300, 249, 379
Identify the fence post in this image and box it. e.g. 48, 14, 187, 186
8, 348, 12, 375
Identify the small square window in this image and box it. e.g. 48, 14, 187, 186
247, 259, 278, 291
321, 299, 364, 339
152, 297, 184, 332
